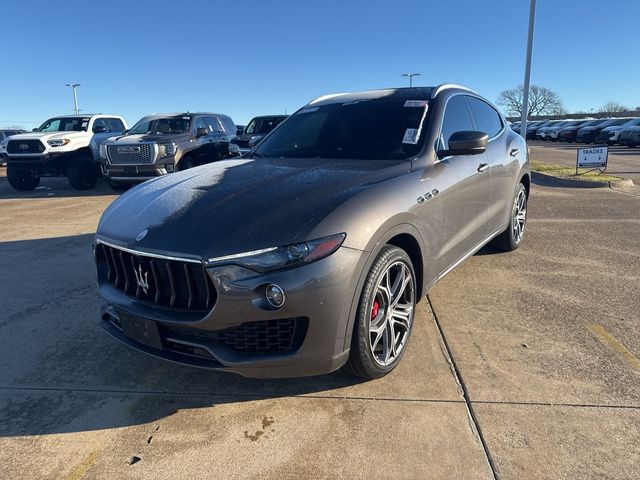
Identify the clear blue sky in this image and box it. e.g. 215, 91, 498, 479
2, 0, 638, 128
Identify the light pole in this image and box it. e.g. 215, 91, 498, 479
401, 73, 421, 87
520, 0, 536, 138
65, 83, 81, 114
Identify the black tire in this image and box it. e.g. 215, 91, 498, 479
178, 155, 196, 171
344, 245, 417, 380
107, 179, 131, 191
6, 164, 40, 191
491, 182, 528, 252
67, 154, 98, 190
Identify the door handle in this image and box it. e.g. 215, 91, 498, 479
477, 163, 489, 173
510, 148, 519, 157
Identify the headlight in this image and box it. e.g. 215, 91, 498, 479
206, 233, 346, 272
47, 138, 70, 147
228, 143, 240, 155
159, 143, 177, 157
99, 144, 108, 159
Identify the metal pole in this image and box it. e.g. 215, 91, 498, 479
65, 83, 81, 114
401, 73, 421, 88
520, 0, 536, 138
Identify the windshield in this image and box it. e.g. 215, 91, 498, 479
245, 117, 287, 135
129, 115, 192, 135
37, 117, 90, 132
253, 97, 430, 160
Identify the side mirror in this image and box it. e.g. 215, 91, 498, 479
437, 131, 488, 158
32, 128, 38, 132
93, 125, 107, 133
196, 127, 208, 138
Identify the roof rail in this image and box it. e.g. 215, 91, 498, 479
431, 84, 476, 98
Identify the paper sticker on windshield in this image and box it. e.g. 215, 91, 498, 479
81, 121, 88, 128
298, 107, 319, 114
403, 128, 419, 144
404, 100, 427, 108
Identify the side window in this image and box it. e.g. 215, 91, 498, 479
204, 116, 224, 134
220, 116, 236, 135
440, 95, 474, 149
193, 117, 207, 133
467, 97, 503, 138
92, 118, 107, 132
108, 118, 125, 132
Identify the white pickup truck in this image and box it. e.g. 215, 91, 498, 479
5, 114, 128, 190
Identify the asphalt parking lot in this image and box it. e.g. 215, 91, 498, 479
0, 163, 638, 479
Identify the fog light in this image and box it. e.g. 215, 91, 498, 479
265, 284, 285, 308
165, 164, 175, 173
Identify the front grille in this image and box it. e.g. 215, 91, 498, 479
107, 143, 155, 165
97, 243, 216, 311
163, 317, 308, 354
7, 139, 45, 154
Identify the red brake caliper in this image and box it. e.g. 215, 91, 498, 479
371, 300, 380, 319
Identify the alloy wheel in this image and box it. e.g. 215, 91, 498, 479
369, 261, 415, 366
512, 187, 527, 244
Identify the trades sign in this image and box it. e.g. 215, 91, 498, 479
576, 146, 608, 169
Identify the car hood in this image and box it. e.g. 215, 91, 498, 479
97, 157, 411, 261
7, 131, 87, 141
105, 133, 191, 144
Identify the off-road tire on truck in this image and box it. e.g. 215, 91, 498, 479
107, 179, 131, 191
6, 165, 40, 191
67, 154, 98, 190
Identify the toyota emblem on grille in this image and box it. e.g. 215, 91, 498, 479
136, 229, 148, 241
134, 265, 149, 295
19, 143, 29, 151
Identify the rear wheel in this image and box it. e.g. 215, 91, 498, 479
491, 183, 528, 252
7, 165, 40, 191
67, 154, 98, 190
345, 245, 416, 380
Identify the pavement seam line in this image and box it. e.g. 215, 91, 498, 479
427, 295, 499, 480
587, 324, 640, 371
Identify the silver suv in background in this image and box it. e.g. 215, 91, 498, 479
99, 113, 240, 189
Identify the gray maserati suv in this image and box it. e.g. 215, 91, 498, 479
94, 85, 529, 379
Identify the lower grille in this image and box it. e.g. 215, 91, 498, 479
163, 318, 308, 354
108, 143, 155, 165
7, 139, 45, 154
97, 243, 216, 311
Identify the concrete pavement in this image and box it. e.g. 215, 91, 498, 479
0, 167, 638, 479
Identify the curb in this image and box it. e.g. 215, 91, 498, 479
532, 171, 634, 189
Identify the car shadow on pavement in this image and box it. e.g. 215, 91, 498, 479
0, 169, 122, 199
0, 233, 367, 438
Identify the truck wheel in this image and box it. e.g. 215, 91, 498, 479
67, 155, 98, 190
178, 155, 196, 171
107, 179, 131, 191
7, 165, 40, 191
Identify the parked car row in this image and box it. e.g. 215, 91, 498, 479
2, 112, 288, 191
510, 117, 640, 147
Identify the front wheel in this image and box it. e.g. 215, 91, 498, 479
67, 155, 98, 190
345, 245, 416, 380
491, 182, 528, 251
178, 155, 196, 171
7, 165, 40, 191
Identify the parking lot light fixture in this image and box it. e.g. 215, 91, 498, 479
401, 73, 421, 87
65, 83, 81, 115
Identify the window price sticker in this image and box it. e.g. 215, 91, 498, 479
402, 128, 419, 144
404, 100, 427, 108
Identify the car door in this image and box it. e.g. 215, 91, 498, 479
466, 96, 518, 235
433, 94, 492, 272
192, 116, 212, 163
204, 116, 230, 161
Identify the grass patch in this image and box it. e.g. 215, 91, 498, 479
531, 160, 620, 182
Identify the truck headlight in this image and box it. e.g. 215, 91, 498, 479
159, 143, 177, 157
99, 144, 108, 159
205, 233, 346, 272
47, 139, 70, 147
228, 143, 240, 155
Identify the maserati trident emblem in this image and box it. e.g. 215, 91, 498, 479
136, 229, 148, 242
134, 264, 149, 295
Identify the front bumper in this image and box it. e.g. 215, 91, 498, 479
97, 245, 367, 378
101, 162, 172, 181
619, 135, 640, 147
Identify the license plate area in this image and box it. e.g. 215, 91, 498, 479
118, 312, 163, 350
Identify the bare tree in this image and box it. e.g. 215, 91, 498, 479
496, 85, 565, 117
598, 101, 629, 113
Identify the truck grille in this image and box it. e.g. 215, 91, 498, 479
7, 139, 45, 154
107, 143, 155, 165
96, 243, 216, 311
